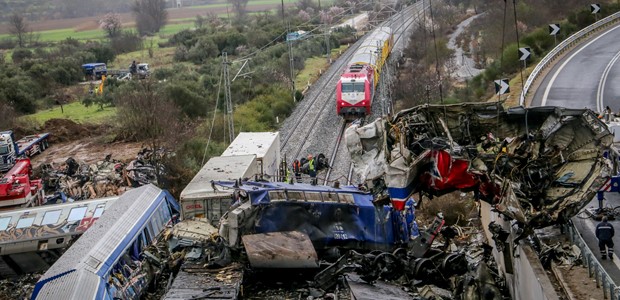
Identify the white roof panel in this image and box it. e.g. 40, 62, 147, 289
181, 155, 257, 200
221, 132, 279, 159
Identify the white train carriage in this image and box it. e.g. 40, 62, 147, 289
31, 184, 180, 300
0, 196, 118, 276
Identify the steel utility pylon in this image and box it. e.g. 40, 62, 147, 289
223, 52, 235, 144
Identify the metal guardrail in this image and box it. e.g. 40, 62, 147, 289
520, 12, 620, 106
564, 221, 620, 300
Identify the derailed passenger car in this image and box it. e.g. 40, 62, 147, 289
216, 181, 419, 250
346, 103, 613, 229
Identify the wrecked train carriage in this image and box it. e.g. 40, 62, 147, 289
0, 196, 118, 277
31, 185, 180, 300
216, 181, 419, 254
346, 103, 612, 228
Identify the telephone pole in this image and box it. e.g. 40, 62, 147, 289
223, 52, 235, 143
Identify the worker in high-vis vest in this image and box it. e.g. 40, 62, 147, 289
308, 154, 316, 185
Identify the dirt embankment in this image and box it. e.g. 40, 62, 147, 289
16, 118, 144, 166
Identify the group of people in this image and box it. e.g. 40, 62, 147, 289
285, 154, 331, 185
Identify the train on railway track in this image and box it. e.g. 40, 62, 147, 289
336, 26, 393, 119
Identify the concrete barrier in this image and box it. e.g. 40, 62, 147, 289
480, 202, 560, 300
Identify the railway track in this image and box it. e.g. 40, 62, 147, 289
280, 1, 428, 185
323, 1, 430, 185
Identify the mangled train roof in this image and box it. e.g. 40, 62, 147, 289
346, 103, 613, 229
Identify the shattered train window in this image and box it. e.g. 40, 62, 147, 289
93, 205, 105, 218
41, 210, 61, 225
268, 191, 286, 202
323, 193, 339, 203
16, 217, 35, 229
68, 207, 88, 223
305, 192, 322, 202
338, 194, 355, 204
287, 191, 305, 201
0, 217, 11, 231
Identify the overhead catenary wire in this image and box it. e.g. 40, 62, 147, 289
202, 67, 224, 167
428, 0, 445, 117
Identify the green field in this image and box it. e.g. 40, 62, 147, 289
26, 101, 117, 124
0, 0, 304, 42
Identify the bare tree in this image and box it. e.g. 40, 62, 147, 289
100, 13, 123, 38
115, 80, 184, 187
116, 80, 182, 145
229, 0, 249, 19
132, 0, 168, 36
9, 13, 29, 48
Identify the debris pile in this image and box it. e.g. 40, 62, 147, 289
160, 215, 510, 300
346, 104, 613, 230
36, 148, 166, 203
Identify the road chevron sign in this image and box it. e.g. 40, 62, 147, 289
591, 4, 601, 14
494, 79, 510, 95
519, 47, 531, 61
549, 23, 560, 35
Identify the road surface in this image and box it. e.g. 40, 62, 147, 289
530, 23, 620, 113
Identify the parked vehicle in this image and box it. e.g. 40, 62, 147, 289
0, 158, 44, 208
81, 63, 107, 80
135, 63, 150, 79
106, 63, 150, 80
0, 131, 50, 172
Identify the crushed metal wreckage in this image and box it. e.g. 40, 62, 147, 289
36, 148, 167, 203
159, 181, 509, 300
345, 103, 612, 230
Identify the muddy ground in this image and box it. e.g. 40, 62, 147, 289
23, 118, 144, 167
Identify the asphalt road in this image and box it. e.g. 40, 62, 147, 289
572, 194, 620, 283
530, 23, 620, 113
529, 22, 620, 287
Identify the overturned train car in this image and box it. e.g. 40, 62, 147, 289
31, 185, 180, 300
216, 181, 423, 256
346, 103, 613, 229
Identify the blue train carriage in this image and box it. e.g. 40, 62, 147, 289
216, 181, 419, 253
31, 184, 180, 300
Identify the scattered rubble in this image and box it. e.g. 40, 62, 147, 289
36, 148, 167, 202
